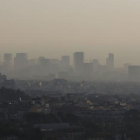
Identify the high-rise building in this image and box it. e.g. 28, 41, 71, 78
92, 59, 100, 73
0, 73, 7, 84
29, 59, 38, 66
39, 57, 47, 65
14, 53, 28, 71
61, 55, 70, 71
106, 53, 114, 69
124, 63, 131, 73
3, 53, 13, 71
83, 62, 93, 79
4, 53, 12, 62
73, 52, 84, 75
38, 57, 50, 76
49, 59, 60, 75
128, 65, 140, 81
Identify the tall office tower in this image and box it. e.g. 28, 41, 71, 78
50, 59, 60, 75
28, 59, 38, 76
73, 52, 84, 75
0, 73, 7, 84
83, 62, 93, 79
61, 55, 70, 71
14, 53, 28, 71
38, 57, 50, 76
3, 53, 13, 71
124, 63, 131, 73
128, 66, 140, 81
29, 59, 38, 66
92, 59, 99, 73
106, 53, 114, 69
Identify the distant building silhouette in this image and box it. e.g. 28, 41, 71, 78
14, 53, 28, 71
128, 65, 140, 81
0, 51, 134, 81
83, 62, 93, 79
0, 73, 6, 84
92, 59, 100, 74
61, 55, 70, 71
50, 59, 60, 75
106, 53, 114, 69
3, 53, 13, 71
73, 52, 84, 75
124, 63, 131, 73
38, 57, 50, 76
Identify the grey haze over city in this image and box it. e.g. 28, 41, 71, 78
1, 0, 140, 66
1, 1, 140, 140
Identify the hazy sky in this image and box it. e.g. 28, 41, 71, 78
1, 0, 140, 66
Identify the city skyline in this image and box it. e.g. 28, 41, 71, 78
1, 0, 140, 66
1, 47, 140, 67
0, 51, 135, 82
0, 51, 140, 68
1, 1, 140, 139
0, 51, 139, 67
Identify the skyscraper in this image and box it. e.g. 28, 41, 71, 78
14, 53, 28, 71
73, 52, 84, 75
61, 55, 70, 71
106, 53, 114, 69
128, 65, 140, 81
38, 57, 50, 76
49, 59, 60, 75
3, 53, 13, 71
92, 59, 100, 73
4, 53, 12, 62
83, 62, 93, 79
